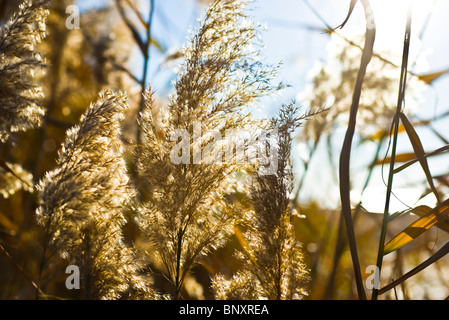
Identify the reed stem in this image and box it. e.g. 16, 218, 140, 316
372, 7, 412, 301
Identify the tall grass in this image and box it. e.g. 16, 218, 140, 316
1, 0, 449, 300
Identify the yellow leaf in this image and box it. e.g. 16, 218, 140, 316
413, 204, 449, 234
375, 152, 418, 166
384, 200, 449, 255
417, 68, 449, 85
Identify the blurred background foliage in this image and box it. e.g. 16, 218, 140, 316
1, 0, 449, 300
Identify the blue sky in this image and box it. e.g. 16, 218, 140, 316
75, 0, 449, 114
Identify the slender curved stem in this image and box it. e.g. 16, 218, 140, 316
338, 0, 376, 300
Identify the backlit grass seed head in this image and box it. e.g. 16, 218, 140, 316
36, 90, 155, 299
136, 0, 280, 298
0, 0, 49, 142
299, 31, 427, 141
212, 104, 310, 300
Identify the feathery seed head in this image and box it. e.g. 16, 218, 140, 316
0, 0, 50, 142
37, 90, 156, 299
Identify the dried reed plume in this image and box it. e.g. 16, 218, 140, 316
135, 0, 279, 299
213, 104, 310, 300
36, 91, 156, 300
300, 31, 426, 142
0, 0, 49, 142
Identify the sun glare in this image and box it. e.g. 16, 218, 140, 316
369, 0, 436, 49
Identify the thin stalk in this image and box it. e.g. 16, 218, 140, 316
127, 0, 156, 190
323, 212, 344, 299
35, 234, 49, 299
174, 229, 182, 300
0, 242, 46, 299
276, 242, 283, 300
378, 241, 449, 296
324, 132, 386, 299
338, 0, 375, 300
372, 7, 412, 300
136, 0, 155, 150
